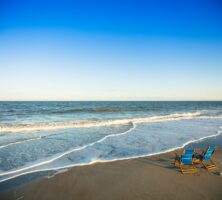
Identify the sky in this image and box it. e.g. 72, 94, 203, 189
0, 0, 222, 101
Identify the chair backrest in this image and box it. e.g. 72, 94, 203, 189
184, 149, 194, 155
181, 149, 194, 165
204, 146, 215, 161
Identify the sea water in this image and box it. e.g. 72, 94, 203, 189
0, 101, 222, 182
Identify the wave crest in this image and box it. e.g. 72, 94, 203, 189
0, 112, 202, 133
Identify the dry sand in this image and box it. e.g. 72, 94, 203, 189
0, 148, 222, 200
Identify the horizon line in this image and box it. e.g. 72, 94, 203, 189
0, 99, 222, 102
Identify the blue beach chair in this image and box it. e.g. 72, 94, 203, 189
174, 149, 198, 174
195, 146, 216, 171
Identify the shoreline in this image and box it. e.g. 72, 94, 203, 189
0, 130, 221, 184
1, 147, 222, 200
0, 135, 222, 199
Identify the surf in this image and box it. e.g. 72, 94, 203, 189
0, 122, 136, 178
0, 111, 203, 133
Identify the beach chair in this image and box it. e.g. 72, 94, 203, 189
174, 149, 198, 174
195, 146, 216, 171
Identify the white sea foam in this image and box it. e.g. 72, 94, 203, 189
0, 129, 221, 183
0, 112, 202, 133
199, 116, 222, 119
0, 137, 42, 149
0, 123, 136, 177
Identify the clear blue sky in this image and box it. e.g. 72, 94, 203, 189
0, 0, 222, 100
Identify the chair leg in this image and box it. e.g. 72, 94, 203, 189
202, 160, 217, 172
180, 164, 198, 174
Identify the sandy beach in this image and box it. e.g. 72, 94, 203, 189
1, 0, 222, 198
1, 147, 222, 200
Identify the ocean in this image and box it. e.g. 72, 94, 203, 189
0, 101, 222, 182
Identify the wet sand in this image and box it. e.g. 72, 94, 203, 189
0, 148, 222, 200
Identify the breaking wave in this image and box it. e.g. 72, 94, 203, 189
0, 112, 203, 133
